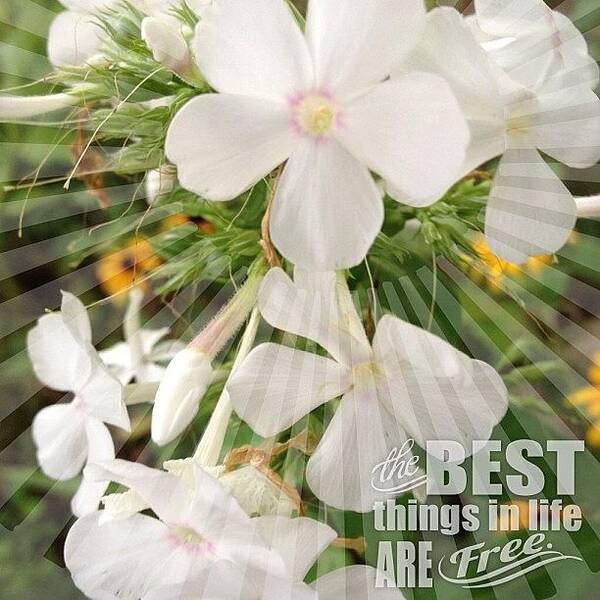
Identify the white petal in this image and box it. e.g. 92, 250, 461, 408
141, 16, 190, 73
100, 489, 149, 524
78, 359, 130, 431
337, 76, 469, 206
485, 147, 577, 263
99, 341, 134, 384
306, 384, 410, 512
166, 94, 294, 201
48, 11, 104, 67
397, 8, 505, 174
373, 316, 508, 459
143, 562, 249, 600
60, 291, 92, 345
85, 459, 192, 526
140, 328, 170, 356
227, 343, 351, 438
151, 348, 213, 446
193, 0, 312, 100
65, 512, 176, 600
27, 314, 92, 392
258, 268, 367, 366
32, 403, 87, 481
514, 86, 600, 169
474, 0, 549, 37
270, 139, 384, 270
305, 0, 425, 98
71, 419, 115, 517
253, 516, 336, 581
0, 93, 76, 120
314, 565, 404, 600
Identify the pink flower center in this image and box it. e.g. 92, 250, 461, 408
289, 90, 341, 139
167, 525, 216, 556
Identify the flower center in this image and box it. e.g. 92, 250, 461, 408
292, 93, 338, 138
168, 525, 214, 555
352, 360, 383, 384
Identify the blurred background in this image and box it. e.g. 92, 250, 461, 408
1, 1, 600, 599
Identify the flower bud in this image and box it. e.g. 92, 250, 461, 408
141, 16, 191, 74
576, 195, 600, 218
0, 93, 77, 120
145, 165, 177, 206
151, 348, 213, 446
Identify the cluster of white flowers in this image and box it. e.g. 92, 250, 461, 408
10, 0, 600, 598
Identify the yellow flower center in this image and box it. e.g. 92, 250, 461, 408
296, 95, 337, 136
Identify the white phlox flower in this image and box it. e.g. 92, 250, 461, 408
395, 2, 600, 263
227, 268, 509, 512
66, 459, 312, 599
27, 292, 130, 517
99, 288, 184, 384
67, 459, 402, 599
165, 0, 470, 270
145, 164, 178, 205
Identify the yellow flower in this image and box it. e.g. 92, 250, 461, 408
467, 234, 552, 292
587, 352, 600, 387
161, 214, 216, 235
96, 238, 161, 299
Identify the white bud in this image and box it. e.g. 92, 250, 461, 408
141, 16, 191, 74
576, 195, 600, 218
0, 93, 76, 120
151, 348, 213, 446
144, 165, 176, 206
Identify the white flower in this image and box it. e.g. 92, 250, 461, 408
66, 459, 399, 599
469, 0, 599, 91
99, 289, 183, 384
227, 269, 508, 512
65, 459, 305, 599
166, 0, 470, 270
27, 292, 130, 516
396, 5, 600, 263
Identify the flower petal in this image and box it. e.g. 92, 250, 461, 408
85, 459, 191, 525
60, 291, 92, 345
485, 147, 577, 263
193, 0, 312, 100
397, 8, 505, 174
306, 384, 410, 512
65, 512, 177, 599
32, 403, 87, 481
71, 419, 115, 517
78, 359, 130, 431
99, 341, 134, 385
253, 516, 336, 581
27, 314, 92, 392
258, 268, 365, 366
305, 0, 425, 98
227, 343, 351, 438
166, 94, 294, 201
373, 316, 508, 460
270, 139, 384, 270
314, 565, 403, 600
515, 86, 600, 169
337, 75, 469, 206
48, 11, 104, 67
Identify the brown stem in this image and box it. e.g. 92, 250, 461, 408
331, 536, 367, 555
260, 164, 284, 268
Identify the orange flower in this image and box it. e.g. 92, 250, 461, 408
96, 238, 161, 299
161, 214, 216, 235
566, 356, 600, 448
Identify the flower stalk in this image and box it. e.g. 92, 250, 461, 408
576, 195, 600, 218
